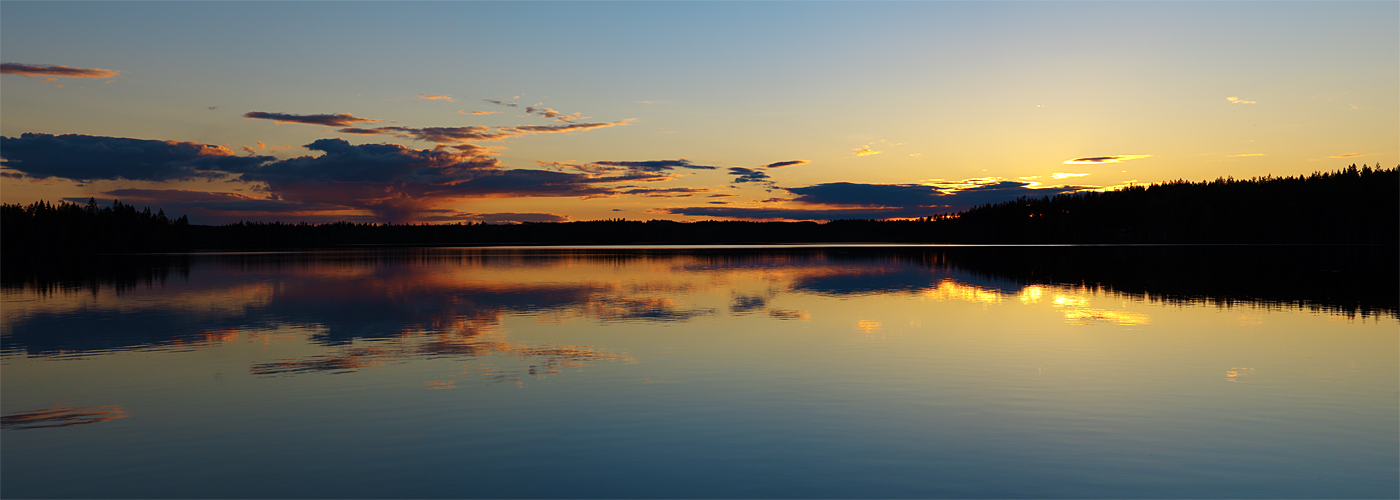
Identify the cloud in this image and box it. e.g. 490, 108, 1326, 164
786, 182, 943, 208
660, 179, 1087, 221
619, 187, 712, 198
482, 99, 519, 108
415, 210, 568, 224
338, 125, 518, 142
1328, 153, 1365, 158
418, 93, 454, 102
1052, 172, 1090, 179
459, 110, 498, 115
761, 160, 808, 169
244, 111, 380, 127
1, 63, 121, 79
510, 120, 634, 134
659, 205, 933, 221
593, 159, 716, 172
1227, 153, 1267, 157
235, 139, 621, 222
0, 133, 272, 182
1063, 155, 1151, 164
1226, 96, 1257, 104
540, 159, 715, 183
342, 120, 634, 144
728, 167, 772, 185
853, 147, 881, 157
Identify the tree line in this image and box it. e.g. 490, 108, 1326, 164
2, 164, 1395, 253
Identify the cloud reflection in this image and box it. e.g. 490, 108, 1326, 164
1, 405, 128, 430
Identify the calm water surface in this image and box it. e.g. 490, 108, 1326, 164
2, 247, 1396, 498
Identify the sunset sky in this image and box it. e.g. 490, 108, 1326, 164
2, 1, 1395, 224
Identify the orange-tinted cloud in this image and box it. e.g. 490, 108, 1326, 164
418, 93, 454, 102
244, 111, 381, 127
854, 147, 881, 157
1328, 153, 1365, 158
1063, 155, 1151, 164
1, 63, 122, 79
1226, 96, 1257, 104
459, 110, 498, 115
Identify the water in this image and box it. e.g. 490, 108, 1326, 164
2, 246, 1396, 498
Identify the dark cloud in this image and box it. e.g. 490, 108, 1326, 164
234, 139, 617, 222
594, 159, 717, 172
619, 187, 711, 198
336, 120, 633, 144
660, 180, 1088, 221
244, 111, 380, 127
728, 167, 772, 184
65, 189, 346, 224
762, 160, 809, 169
659, 205, 932, 220
416, 211, 569, 224
337, 125, 518, 142
1, 63, 121, 79
787, 182, 944, 207
0, 133, 272, 182
482, 98, 519, 108
1063, 155, 1150, 164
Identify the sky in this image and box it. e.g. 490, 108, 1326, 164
2, 1, 1395, 225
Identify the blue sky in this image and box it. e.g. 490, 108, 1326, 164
3, 1, 1395, 223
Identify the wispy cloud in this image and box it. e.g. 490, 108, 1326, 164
524, 106, 587, 122
1328, 153, 1365, 158
761, 160, 808, 169
458, 110, 499, 115
482, 98, 519, 108
418, 93, 454, 102
244, 111, 380, 127
1063, 155, 1151, 164
1052, 172, 1090, 179
853, 147, 881, 157
619, 187, 712, 198
337, 125, 518, 142
337, 119, 634, 144
1226, 96, 1257, 104
1, 63, 121, 79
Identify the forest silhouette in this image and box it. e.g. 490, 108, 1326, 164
3, 164, 1395, 253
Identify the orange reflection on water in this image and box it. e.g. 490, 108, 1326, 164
1, 405, 129, 430
1226, 367, 1255, 382
921, 280, 1004, 304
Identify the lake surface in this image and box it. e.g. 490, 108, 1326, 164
3, 246, 1396, 498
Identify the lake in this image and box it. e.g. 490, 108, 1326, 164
2, 245, 1396, 498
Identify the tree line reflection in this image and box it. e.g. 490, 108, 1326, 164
3, 245, 1393, 363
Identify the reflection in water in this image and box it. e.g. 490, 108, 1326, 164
1, 246, 1395, 498
2, 405, 128, 430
